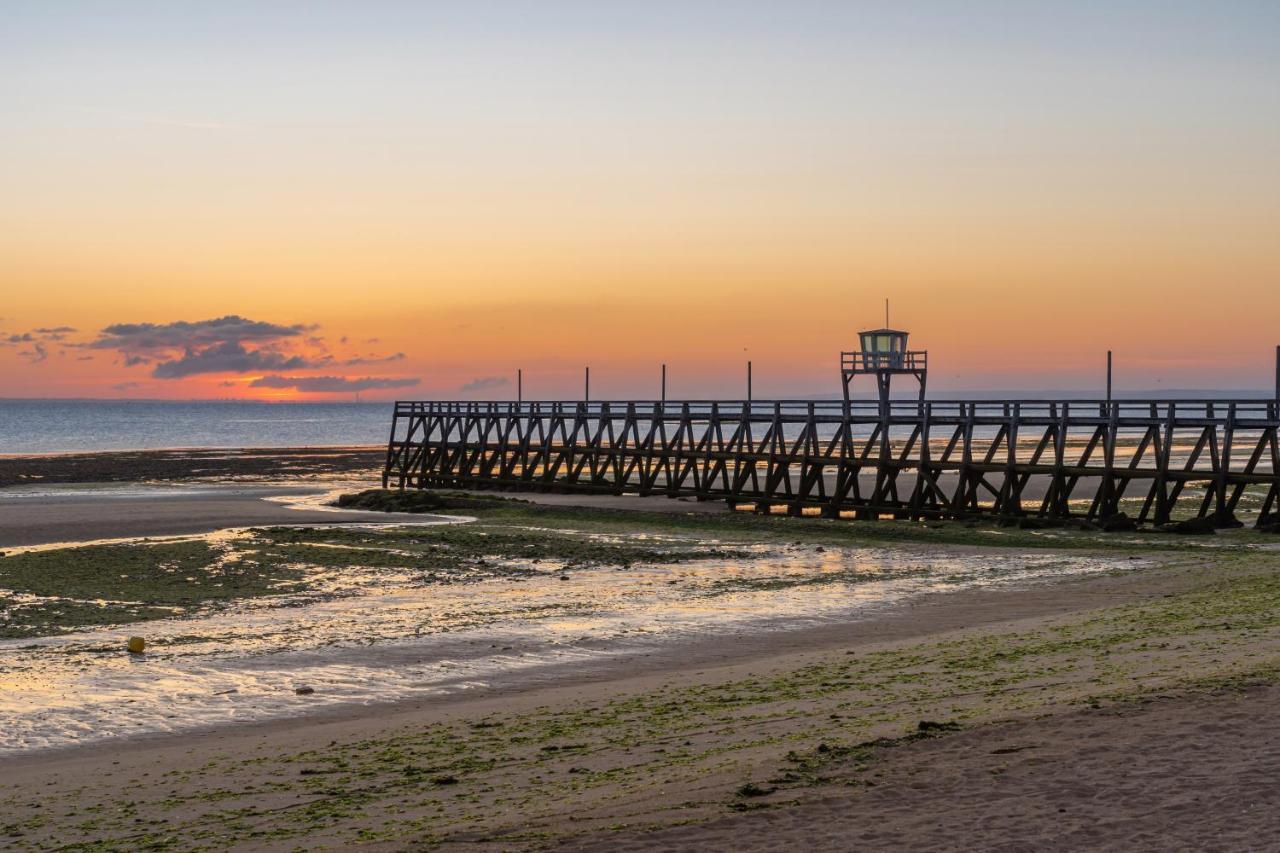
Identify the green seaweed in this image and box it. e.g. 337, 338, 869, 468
0, 541, 304, 639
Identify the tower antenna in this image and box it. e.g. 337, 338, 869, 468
885, 298, 890, 328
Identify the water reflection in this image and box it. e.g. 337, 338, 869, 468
0, 534, 1139, 754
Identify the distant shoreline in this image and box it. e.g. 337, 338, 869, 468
0, 445, 385, 489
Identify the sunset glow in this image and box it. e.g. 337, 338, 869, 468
3, 2, 1277, 400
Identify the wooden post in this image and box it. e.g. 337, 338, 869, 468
661, 363, 667, 403
1274, 345, 1279, 407
747, 361, 752, 405
517, 369, 522, 403
1106, 351, 1113, 405
585, 366, 590, 403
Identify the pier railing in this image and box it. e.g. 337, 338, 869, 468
383, 398, 1280, 527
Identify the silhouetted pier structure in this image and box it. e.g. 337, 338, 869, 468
384, 397, 1280, 528
384, 330, 1280, 528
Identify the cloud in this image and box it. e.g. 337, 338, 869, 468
343, 352, 406, 366
3, 327, 77, 346
249, 375, 420, 393
34, 326, 77, 341
76, 314, 328, 379
8, 314, 418, 388
460, 376, 510, 393
88, 315, 310, 352
112, 381, 142, 391
151, 341, 316, 379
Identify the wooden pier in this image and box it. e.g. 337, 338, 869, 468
383, 398, 1280, 528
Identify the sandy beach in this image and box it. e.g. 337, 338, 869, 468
1, 449, 1278, 849
566, 684, 1280, 852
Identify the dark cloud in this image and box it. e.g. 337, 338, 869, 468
8, 314, 416, 387
88, 315, 310, 351
460, 376, 510, 393
151, 341, 315, 379
3, 327, 77, 346
74, 314, 327, 380
249, 375, 420, 393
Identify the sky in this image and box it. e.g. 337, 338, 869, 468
2, 1, 1277, 400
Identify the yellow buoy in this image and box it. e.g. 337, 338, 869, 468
126, 636, 146, 654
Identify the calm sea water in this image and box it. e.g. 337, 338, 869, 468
4, 392, 1273, 455
0, 400, 393, 454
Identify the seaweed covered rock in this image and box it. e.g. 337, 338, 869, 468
1158, 516, 1217, 535
333, 489, 525, 513
1101, 513, 1137, 533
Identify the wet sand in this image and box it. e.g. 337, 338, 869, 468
567, 684, 1280, 852
0, 484, 397, 548
0, 540, 1140, 755
3, 567, 1162, 761
0, 481, 733, 549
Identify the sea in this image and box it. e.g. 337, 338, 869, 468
0, 400, 393, 454
2, 390, 1272, 455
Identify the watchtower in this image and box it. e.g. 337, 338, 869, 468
840, 303, 927, 406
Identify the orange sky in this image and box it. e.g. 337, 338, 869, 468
3, 3, 1278, 400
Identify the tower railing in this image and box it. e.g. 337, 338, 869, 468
841, 351, 928, 372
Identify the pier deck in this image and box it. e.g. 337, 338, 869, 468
384, 399, 1280, 527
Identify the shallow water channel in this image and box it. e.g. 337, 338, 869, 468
0, 512, 1142, 755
